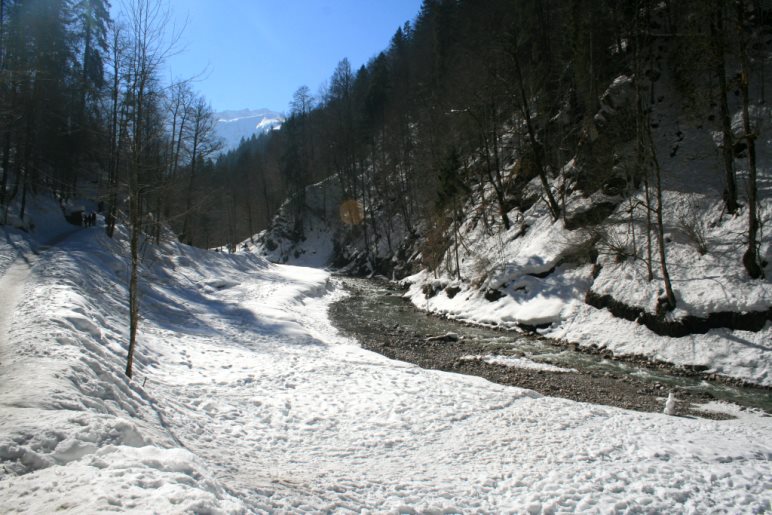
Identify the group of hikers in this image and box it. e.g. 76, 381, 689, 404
81, 211, 97, 227
213, 242, 250, 253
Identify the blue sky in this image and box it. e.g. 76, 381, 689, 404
158, 1, 423, 113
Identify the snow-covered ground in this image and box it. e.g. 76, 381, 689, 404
0, 198, 770, 513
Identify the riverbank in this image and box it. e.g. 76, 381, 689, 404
330, 277, 772, 418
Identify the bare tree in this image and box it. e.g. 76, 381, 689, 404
507, 30, 561, 221
165, 80, 194, 179
736, 0, 763, 279
647, 126, 677, 311
0, 0, 13, 220
634, 0, 675, 311
147, 79, 193, 243
105, 20, 126, 238
180, 95, 221, 244
632, 2, 654, 281
122, 0, 181, 378
711, 0, 738, 215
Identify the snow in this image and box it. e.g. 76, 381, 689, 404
403, 208, 595, 329
551, 301, 772, 385
1, 196, 771, 512
214, 108, 284, 152
255, 176, 344, 268
664, 392, 676, 416
460, 354, 578, 373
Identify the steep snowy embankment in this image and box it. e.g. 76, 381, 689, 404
1, 201, 771, 512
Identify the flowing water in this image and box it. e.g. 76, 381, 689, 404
330, 277, 772, 416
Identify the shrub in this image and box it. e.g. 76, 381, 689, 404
674, 199, 708, 255
592, 225, 637, 263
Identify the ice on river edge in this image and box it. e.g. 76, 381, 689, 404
0, 199, 770, 513
460, 354, 579, 374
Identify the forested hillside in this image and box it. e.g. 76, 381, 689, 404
2, 0, 768, 274
248, 0, 771, 378
0, 0, 224, 246
216, 0, 768, 282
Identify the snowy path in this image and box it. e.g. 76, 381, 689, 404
0, 222, 770, 513
0, 261, 31, 362
0, 226, 80, 362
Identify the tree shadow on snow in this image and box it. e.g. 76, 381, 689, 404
721, 331, 772, 352
139, 274, 327, 349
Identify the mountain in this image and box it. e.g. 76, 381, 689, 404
214, 108, 283, 152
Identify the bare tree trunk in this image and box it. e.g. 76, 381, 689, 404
106, 24, 123, 239
628, 197, 637, 259
712, 1, 738, 215
453, 196, 461, 281
480, 131, 511, 230
647, 127, 676, 311
489, 108, 513, 230
634, 14, 655, 282
182, 133, 198, 244
511, 49, 560, 221
0, 0, 8, 215
19, 169, 28, 223
1, 132, 10, 213
4, 133, 21, 224
245, 194, 254, 243
736, 1, 764, 279
153, 194, 162, 244
125, 60, 145, 378
644, 176, 654, 281
126, 164, 140, 378
19, 112, 33, 223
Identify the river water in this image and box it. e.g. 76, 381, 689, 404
329, 277, 771, 417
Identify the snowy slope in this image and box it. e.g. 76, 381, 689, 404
0, 196, 771, 512
256, 175, 344, 268
214, 108, 283, 151
401, 179, 772, 385
397, 69, 772, 386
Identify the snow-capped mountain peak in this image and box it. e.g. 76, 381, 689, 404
214, 108, 283, 151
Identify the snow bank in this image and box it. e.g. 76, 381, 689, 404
403, 198, 595, 329
0, 213, 247, 512
461, 354, 578, 373
404, 195, 771, 387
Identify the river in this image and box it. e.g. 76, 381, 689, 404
329, 277, 772, 419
